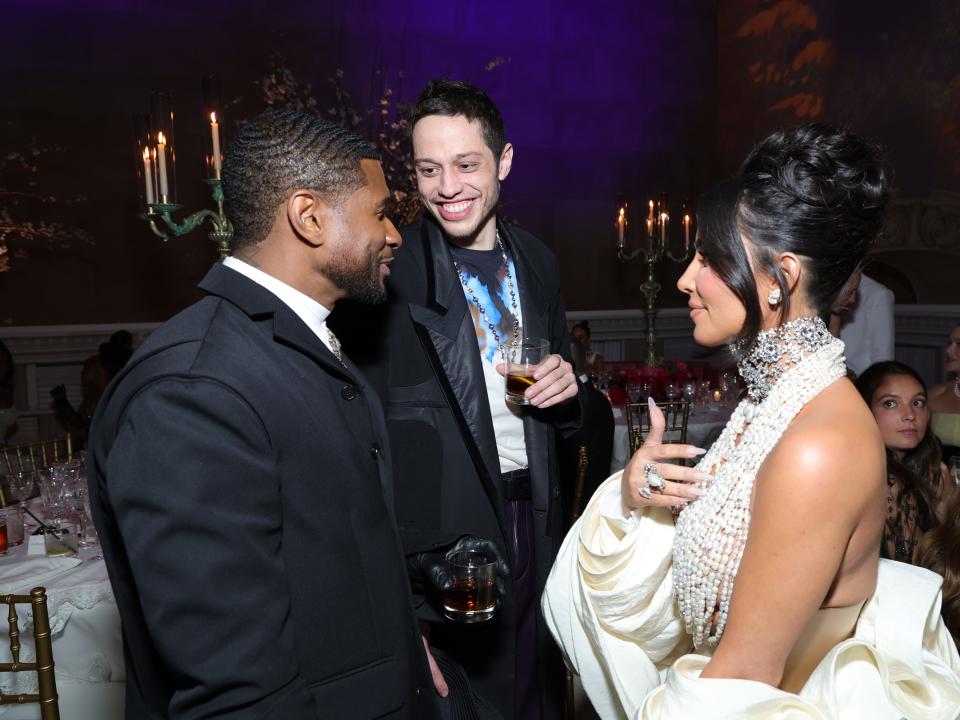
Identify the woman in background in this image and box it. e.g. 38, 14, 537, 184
929, 321, 960, 460
918, 490, 960, 648
855, 361, 954, 559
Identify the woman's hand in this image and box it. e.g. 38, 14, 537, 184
620, 398, 711, 517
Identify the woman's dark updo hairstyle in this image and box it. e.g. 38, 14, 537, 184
697, 123, 889, 346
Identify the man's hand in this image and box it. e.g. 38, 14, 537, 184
496, 353, 578, 409
421, 634, 449, 698
407, 536, 510, 595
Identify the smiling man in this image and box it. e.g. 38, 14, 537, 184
337, 80, 588, 719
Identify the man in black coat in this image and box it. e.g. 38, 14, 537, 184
88, 110, 442, 719
337, 80, 588, 720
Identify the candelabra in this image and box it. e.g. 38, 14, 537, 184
615, 195, 693, 366
133, 81, 233, 258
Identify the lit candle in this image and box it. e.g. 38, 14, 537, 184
660, 211, 668, 249
617, 206, 626, 247
156, 131, 169, 200
713, 390, 721, 403
142, 147, 155, 205
210, 112, 222, 177
683, 214, 691, 251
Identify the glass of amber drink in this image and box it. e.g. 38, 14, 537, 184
503, 339, 550, 406
442, 551, 497, 623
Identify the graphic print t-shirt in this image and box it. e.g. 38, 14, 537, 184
450, 243, 527, 472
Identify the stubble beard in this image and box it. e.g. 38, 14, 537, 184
325, 251, 386, 305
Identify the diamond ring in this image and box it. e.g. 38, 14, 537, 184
638, 486, 653, 500
643, 462, 665, 492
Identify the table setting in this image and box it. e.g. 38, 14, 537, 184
0, 461, 123, 720
600, 364, 741, 473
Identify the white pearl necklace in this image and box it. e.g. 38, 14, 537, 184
673, 330, 847, 649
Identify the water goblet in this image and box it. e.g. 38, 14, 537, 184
626, 383, 643, 404
665, 382, 680, 402
6, 471, 33, 546
682, 381, 697, 404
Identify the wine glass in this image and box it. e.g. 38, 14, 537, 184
626, 383, 643, 404
665, 382, 680, 402
7, 471, 33, 540
682, 381, 697, 404
39, 467, 68, 524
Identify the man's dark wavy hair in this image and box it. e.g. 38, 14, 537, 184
412, 79, 506, 160
221, 109, 379, 251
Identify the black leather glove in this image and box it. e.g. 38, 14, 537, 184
407, 535, 510, 595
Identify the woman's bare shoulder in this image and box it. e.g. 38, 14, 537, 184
760, 380, 885, 505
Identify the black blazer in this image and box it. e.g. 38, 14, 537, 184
335, 216, 587, 719
88, 263, 439, 719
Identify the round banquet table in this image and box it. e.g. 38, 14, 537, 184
610, 403, 732, 473
0, 501, 123, 720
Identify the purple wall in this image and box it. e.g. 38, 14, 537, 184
0, 0, 956, 325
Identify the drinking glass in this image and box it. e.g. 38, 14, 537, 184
665, 382, 680, 401
682, 381, 697, 403
38, 468, 68, 523
442, 550, 497, 623
698, 380, 712, 406
502, 339, 550, 405
7, 471, 33, 537
626, 383, 643, 403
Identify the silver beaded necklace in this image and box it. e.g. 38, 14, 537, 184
673, 317, 845, 649
455, 230, 522, 349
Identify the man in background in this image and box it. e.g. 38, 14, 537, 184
831, 270, 896, 376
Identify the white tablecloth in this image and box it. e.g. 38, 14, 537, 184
0, 503, 123, 720
610, 404, 731, 473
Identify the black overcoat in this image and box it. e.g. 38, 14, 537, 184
89, 263, 440, 719
336, 216, 587, 719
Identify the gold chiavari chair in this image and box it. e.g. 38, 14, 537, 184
568, 446, 589, 528
1, 437, 73, 475
624, 399, 691, 455
0, 588, 60, 720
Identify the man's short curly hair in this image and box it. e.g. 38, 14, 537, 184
221, 109, 379, 251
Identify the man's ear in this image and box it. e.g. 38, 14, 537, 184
287, 190, 330, 247
497, 143, 514, 182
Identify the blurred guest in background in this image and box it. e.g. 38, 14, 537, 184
829, 271, 895, 377
929, 320, 960, 461
918, 491, 960, 648
51, 330, 134, 447
571, 321, 604, 378
856, 361, 954, 562
0, 340, 17, 445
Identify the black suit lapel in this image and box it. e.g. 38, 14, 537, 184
407, 220, 508, 533
499, 223, 553, 512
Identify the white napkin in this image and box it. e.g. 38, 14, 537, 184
0, 556, 82, 595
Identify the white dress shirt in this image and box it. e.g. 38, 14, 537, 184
839, 274, 896, 375
221, 257, 338, 356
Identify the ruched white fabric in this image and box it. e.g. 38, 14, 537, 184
542, 475, 960, 720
